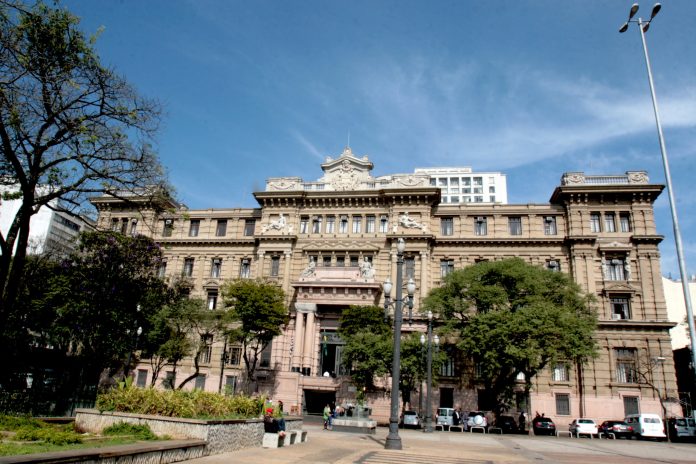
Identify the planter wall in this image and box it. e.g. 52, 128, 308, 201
74, 409, 303, 455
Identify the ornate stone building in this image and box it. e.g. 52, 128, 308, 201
92, 147, 679, 423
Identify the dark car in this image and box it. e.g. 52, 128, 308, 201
495, 415, 518, 434
599, 420, 633, 439
532, 417, 556, 436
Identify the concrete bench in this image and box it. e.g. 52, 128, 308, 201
262, 430, 308, 448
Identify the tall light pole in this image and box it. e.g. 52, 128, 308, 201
619, 3, 696, 374
420, 311, 439, 433
383, 238, 415, 450
653, 356, 668, 441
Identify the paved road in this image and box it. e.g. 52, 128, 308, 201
187, 423, 696, 464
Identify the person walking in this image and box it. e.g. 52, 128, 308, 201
323, 404, 331, 430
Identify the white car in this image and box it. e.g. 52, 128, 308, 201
569, 418, 598, 437
466, 411, 488, 430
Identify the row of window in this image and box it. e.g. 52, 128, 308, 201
439, 216, 558, 236
554, 393, 639, 417
163, 218, 257, 238
155, 211, 632, 239
590, 212, 632, 233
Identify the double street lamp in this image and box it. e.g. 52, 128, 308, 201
619, 3, 696, 374
383, 238, 415, 450
420, 310, 439, 433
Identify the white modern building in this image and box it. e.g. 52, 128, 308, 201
415, 167, 508, 204
663, 276, 696, 350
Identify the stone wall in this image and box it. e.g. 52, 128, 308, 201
75, 409, 303, 455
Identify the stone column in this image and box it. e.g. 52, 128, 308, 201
291, 309, 305, 373
283, 251, 292, 291
419, 250, 429, 297
257, 251, 265, 277
301, 305, 317, 376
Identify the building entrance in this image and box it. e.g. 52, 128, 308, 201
304, 389, 336, 415
319, 331, 347, 377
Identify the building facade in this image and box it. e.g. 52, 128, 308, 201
92, 147, 679, 423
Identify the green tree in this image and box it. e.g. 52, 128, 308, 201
424, 258, 597, 413
338, 305, 392, 400
0, 0, 168, 316
220, 279, 288, 393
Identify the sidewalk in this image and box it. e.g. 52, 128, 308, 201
185, 423, 696, 464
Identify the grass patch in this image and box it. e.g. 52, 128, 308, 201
0, 437, 135, 456
102, 422, 157, 441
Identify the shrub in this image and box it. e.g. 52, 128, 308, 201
15, 426, 82, 445
96, 383, 264, 419
102, 422, 157, 440
0, 415, 45, 431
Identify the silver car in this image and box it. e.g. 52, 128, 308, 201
436, 407, 454, 427
401, 410, 421, 428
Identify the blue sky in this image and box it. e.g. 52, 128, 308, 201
62, 0, 696, 278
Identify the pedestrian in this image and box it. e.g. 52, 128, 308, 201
519, 411, 526, 432
323, 404, 331, 430
453, 407, 461, 426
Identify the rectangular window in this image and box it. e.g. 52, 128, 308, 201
611, 297, 631, 320
210, 258, 222, 278
615, 348, 637, 383
164, 371, 175, 390
439, 353, 454, 377
350, 255, 359, 267
366, 215, 375, 233
244, 219, 256, 236
336, 256, 345, 267
312, 216, 322, 234
489, 186, 495, 193
129, 219, 138, 236
380, 215, 389, 232
352, 216, 362, 233
606, 257, 626, 281
544, 216, 557, 235
474, 195, 483, 202
440, 259, 454, 278
489, 196, 495, 203
183, 258, 194, 277
300, 216, 309, 234
163, 219, 174, 237
200, 335, 213, 364
136, 369, 148, 388
441, 217, 454, 236
227, 346, 242, 366
207, 290, 218, 310
189, 219, 200, 237
194, 374, 206, 390
474, 217, 487, 236
590, 213, 601, 233
508, 217, 522, 235
216, 219, 227, 237
270, 256, 280, 277
339, 216, 348, 233
111, 218, 120, 232
260, 341, 272, 368
224, 375, 238, 395
623, 396, 639, 416
620, 213, 632, 232
552, 363, 570, 382
604, 213, 616, 232
555, 393, 570, 416
326, 216, 335, 233
120, 218, 129, 234
158, 260, 167, 278
239, 259, 251, 278
547, 260, 560, 272
322, 256, 331, 267
405, 257, 416, 280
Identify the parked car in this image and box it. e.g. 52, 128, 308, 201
667, 417, 692, 441
467, 411, 488, 431
400, 410, 421, 429
624, 413, 666, 440
436, 407, 454, 428
598, 420, 633, 439
495, 415, 518, 434
569, 418, 598, 437
532, 416, 556, 436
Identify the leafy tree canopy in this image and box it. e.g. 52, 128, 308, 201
0, 0, 168, 314
221, 279, 288, 391
423, 258, 598, 411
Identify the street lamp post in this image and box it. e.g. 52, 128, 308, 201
124, 326, 142, 380
383, 238, 415, 450
653, 356, 668, 441
619, 3, 696, 374
420, 311, 439, 433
